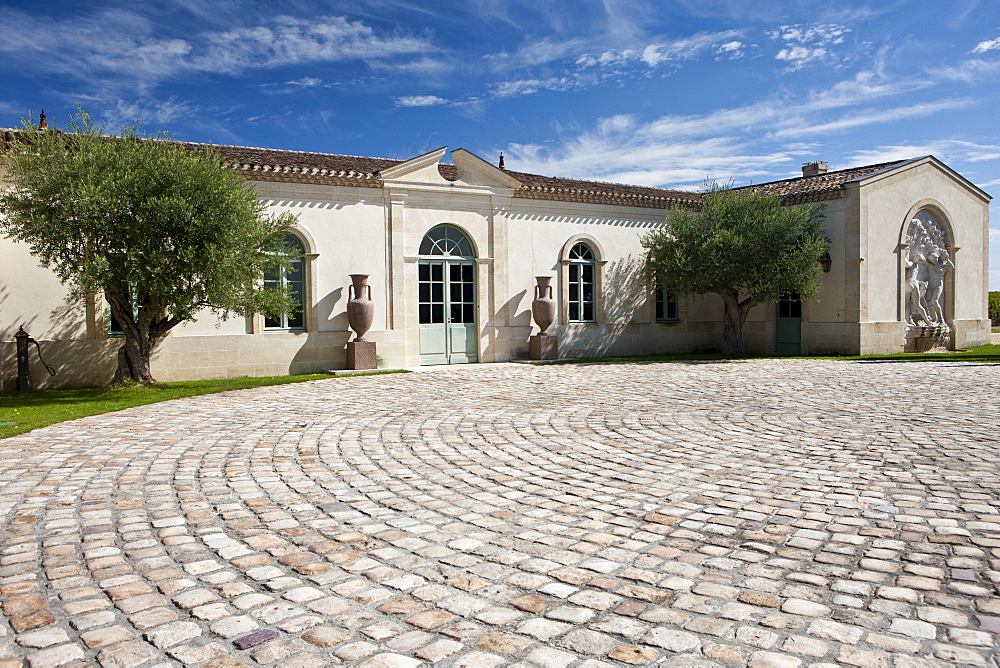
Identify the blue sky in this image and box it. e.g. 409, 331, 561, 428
2, 0, 998, 288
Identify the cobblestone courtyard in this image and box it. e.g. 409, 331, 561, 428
1, 360, 998, 667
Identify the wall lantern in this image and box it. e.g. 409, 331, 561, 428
819, 252, 832, 273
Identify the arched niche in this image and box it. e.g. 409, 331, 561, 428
898, 204, 956, 349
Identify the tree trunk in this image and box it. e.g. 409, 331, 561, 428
719, 292, 755, 355
113, 332, 156, 385
107, 286, 159, 385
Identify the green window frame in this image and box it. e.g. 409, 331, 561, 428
777, 293, 802, 318
568, 242, 596, 323
655, 287, 679, 322
264, 235, 305, 331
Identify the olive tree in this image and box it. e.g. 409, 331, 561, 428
0, 109, 298, 384
643, 183, 827, 354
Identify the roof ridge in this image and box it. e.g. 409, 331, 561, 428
507, 169, 696, 195
181, 139, 401, 164
736, 160, 906, 190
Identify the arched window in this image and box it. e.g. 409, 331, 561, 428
418, 225, 476, 326
264, 235, 305, 330
568, 242, 596, 322
419, 224, 475, 258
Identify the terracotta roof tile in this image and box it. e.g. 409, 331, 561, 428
195, 142, 702, 207
193, 142, 909, 207
736, 160, 907, 204
2, 130, 911, 209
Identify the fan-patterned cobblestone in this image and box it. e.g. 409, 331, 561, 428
0, 359, 998, 666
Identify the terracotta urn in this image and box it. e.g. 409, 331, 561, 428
531, 275, 555, 335
347, 274, 374, 341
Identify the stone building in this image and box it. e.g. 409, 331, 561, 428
0, 139, 992, 388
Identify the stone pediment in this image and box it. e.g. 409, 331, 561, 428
451, 149, 523, 189
378, 147, 450, 184
849, 155, 992, 203
379, 147, 521, 194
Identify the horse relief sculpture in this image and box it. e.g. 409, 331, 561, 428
905, 215, 952, 329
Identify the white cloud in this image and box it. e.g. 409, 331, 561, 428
775, 45, 829, 66
0, 9, 437, 82
504, 131, 784, 189
767, 23, 851, 69
394, 95, 449, 107
577, 30, 743, 68
971, 36, 1000, 54
490, 77, 576, 97
806, 55, 935, 110
847, 140, 1000, 166
110, 96, 199, 127
498, 62, 988, 190
770, 24, 849, 45
932, 58, 1000, 83
716, 41, 745, 59
485, 37, 590, 70
771, 99, 973, 139
481, 29, 746, 100
286, 77, 324, 88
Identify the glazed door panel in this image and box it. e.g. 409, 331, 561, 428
419, 261, 477, 364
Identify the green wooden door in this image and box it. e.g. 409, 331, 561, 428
775, 294, 802, 354
419, 260, 477, 364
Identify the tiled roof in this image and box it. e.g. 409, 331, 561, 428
2, 130, 910, 209
504, 170, 701, 207
186, 142, 912, 207
193, 142, 394, 186
199, 142, 701, 207
737, 160, 907, 205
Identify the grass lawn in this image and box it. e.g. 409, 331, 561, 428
0, 371, 404, 439
537, 343, 1000, 366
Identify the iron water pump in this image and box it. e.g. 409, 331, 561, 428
14, 326, 56, 392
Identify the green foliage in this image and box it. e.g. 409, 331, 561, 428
642, 183, 827, 353
0, 371, 407, 439
0, 108, 298, 382
989, 291, 1000, 325
643, 183, 827, 303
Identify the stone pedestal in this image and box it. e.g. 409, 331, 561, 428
904, 325, 951, 353
347, 341, 377, 370
529, 334, 558, 361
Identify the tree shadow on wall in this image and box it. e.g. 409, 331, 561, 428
2, 293, 119, 389
561, 256, 649, 357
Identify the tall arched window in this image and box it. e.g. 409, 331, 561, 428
568, 242, 596, 322
264, 235, 305, 330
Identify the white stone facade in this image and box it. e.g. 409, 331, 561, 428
0, 146, 991, 388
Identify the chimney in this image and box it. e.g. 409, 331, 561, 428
39, 109, 48, 129
802, 161, 827, 177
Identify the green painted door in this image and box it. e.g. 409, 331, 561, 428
775, 294, 802, 354
419, 261, 477, 364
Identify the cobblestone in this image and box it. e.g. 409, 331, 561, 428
1, 360, 999, 665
